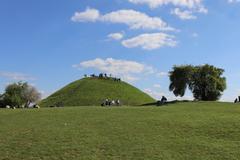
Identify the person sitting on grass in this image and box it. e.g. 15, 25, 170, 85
105, 99, 109, 106
156, 96, 167, 106
116, 99, 120, 106
160, 96, 167, 104
111, 100, 116, 106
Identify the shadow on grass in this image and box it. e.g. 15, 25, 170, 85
141, 100, 193, 107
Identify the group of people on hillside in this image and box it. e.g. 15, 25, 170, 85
101, 99, 121, 106
84, 73, 121, 82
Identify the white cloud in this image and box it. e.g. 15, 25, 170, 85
122, 33, 177, 50
128, 0, 207, 10
171, 8, 196, 20
144, 88, 165, 99
191, 32, 199, 38
108, 32, 124, 40
73, 58, 153, 75
71, 8, 175, 31
128, 0, 207, 19
153, 84, 161, 88
101, 10, 174, 31
73, 58, 156, 82
71, 8, 100, 22
0, 71, 35, 81
157, 72, 169, 77
197, 7, 208, 14
228, 0, 240, 3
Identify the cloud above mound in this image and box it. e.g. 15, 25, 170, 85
122, 33, 177, 50
71, 8, 100, 22
128, 0, 207, 20
108, 32, 124, 40
0, 71, 35, 81
228, 0, 240, 3
73, 58, 156, 82
128, 0, 207, 10
71, 8, 175, 31
171, 8, 197, 20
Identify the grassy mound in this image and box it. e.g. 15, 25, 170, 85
40, 77, 155, 107
1, 102, 240, 160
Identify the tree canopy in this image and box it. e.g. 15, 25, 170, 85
169, 64, 226, 101
1, 82, 41, 108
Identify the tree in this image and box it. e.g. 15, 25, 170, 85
169, 65, 194, 97
22, 84, 41, 107
3, 82, 26, 107
3, 82, 41, 108
0, 94, 6, 108
189, 65, 226, 101
169, 64, 226, 101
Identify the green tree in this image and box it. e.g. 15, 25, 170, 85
169, 64, 226, 101
4, 82, 26, 107
0, 94, 6, 108
169, 65, 194, 97
3, 82, 41, 108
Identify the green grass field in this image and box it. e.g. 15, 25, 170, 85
1, 102, 240, 160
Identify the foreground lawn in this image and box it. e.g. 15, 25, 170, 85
1, 102, 240, 160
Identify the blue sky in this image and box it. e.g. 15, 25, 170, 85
0, 0, 240, 101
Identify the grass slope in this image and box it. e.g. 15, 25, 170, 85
40, 78, 155, 107
1, 102, 240, 160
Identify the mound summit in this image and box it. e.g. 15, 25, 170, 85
40, 77, 155, 107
